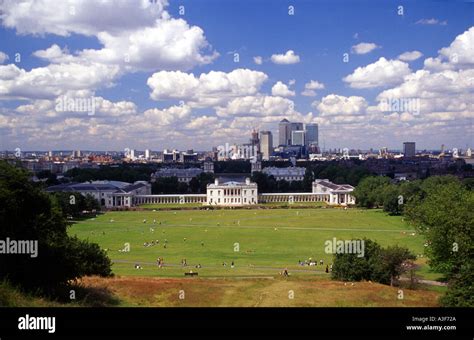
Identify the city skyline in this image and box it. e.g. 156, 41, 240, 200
0, 0, 473, 151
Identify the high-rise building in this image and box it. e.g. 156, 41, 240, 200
260, 131, 273, 160
305, 123, 318, 147
130, 149, 136, 160
250, 129, 260, 152
291, 122, 304, 132
278, 119, 291, 146
290, 122, 304, 145
403, 142, 416, 158
291, 130, 305, 146
145, 149, 150, 159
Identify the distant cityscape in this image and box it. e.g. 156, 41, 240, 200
0, 119, 474, 167
1, 117, 472, 185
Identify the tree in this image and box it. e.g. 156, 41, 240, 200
353, 176, 391, 208
381, 246, 416, 286
439, 262, 474, 307
404, 178, 473, 276
331, 239, 384, 282
50, 192, 100, 218
381, 185, 402, 215
404, 176, 474, 306
251, 171, 270, 192
302, 167, 314, 191
152, 177, 180, 194
0, 161, 112, 294
331, 239, 415, 286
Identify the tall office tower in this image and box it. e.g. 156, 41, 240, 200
305, 123, 318, 147
279, 119, 291, 146
291, 130, 305, 146
145, 149, 150, 159
130, 149, 136, 160
290, 122, 304, 141
260, 131, 273, 160
403, 142, 416, 158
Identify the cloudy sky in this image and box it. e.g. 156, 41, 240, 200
0, 0, 473, 152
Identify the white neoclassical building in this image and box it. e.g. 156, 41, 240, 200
312, 179, 355, 206
206, 178, 258, 206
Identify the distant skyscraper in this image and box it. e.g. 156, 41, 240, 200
130, 149, 136, 160
250, 129, 260, 152
278, 119, 291, 146
291, 130, 305, 146
403, 142, 416, 158
260, 131, 273, 160
145, 149, 150, 159
290, 122, 304, 145
305, 123, 318, 147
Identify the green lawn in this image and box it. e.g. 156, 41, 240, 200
69, 208, 433, 278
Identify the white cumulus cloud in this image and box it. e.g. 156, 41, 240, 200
270, 50, 300, 64
343, 57, 411, 89
351, 42, 380, 55
398, 51, 423, 62
271, 81, 295, 97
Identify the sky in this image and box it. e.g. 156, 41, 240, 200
0, 0, 473, 152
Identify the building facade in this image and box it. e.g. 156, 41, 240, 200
151, 167, 203, 183
305, 123, 318, 147
206, 178, 258, 206
403, 142, 416, 158
312, 179, 355, 206
259, 131, 273, 161
46, 180, 151, 208
262, 166, 306, 181
279, 119, 291, 146
291, 130, 305, 146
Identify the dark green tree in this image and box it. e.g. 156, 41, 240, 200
0, 161, 112, 294
353, 176, 391, 208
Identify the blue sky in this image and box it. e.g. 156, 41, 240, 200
0, 0, 473, 151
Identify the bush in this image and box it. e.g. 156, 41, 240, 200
331, 239, 415, 286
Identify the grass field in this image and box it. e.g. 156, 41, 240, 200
139, 201, 326, 210
69, 208, 438, 279
77, 276, 442, 307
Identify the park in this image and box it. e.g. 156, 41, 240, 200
67, 206, 445, 306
